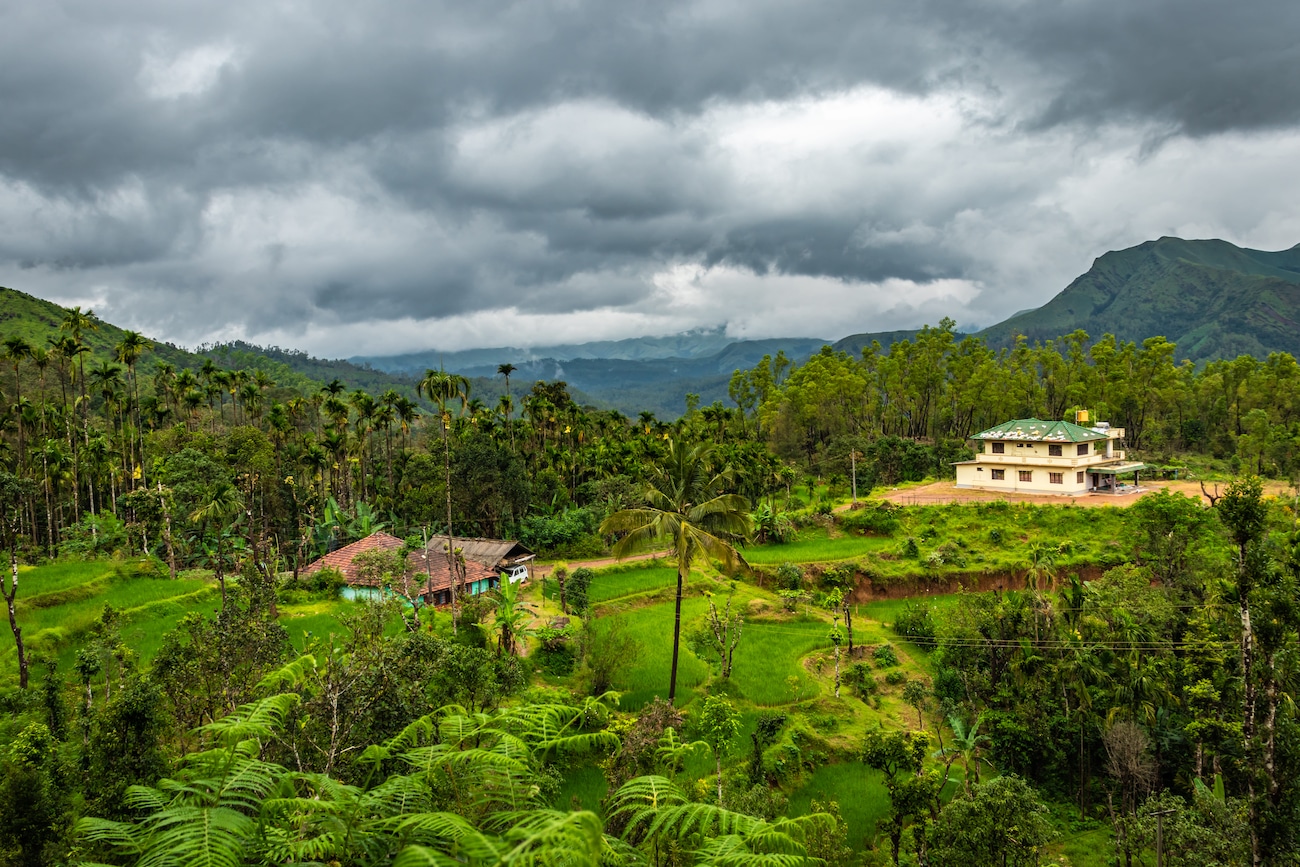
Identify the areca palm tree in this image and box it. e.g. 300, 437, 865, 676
190, 481, 246, 609
3, 336, 32, 471
418, 369, 470, 628
497, 362, 517, 452
599, 439, 752, 703
114, 330, 152, 488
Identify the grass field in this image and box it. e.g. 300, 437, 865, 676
1, 559, 383, 682
587, 566, 681, 603
4, 560, 221, 677
744, 528, 890, 565
788, 762, 891, 850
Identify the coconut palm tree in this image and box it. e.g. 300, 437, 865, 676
599, 439, 751, 703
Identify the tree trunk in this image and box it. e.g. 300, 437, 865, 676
5, 547, 28, 689
159, 483, 176, 579
668, 569, 684, 703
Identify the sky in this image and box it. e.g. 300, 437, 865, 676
2, 0, 1299, 357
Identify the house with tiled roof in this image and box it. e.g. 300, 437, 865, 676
954, 416, 1147, 495
303, 532, 535, 606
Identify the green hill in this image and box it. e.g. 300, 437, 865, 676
0, 287, 196, 371
975, 237, 1300, 361
0, 287, 430, 405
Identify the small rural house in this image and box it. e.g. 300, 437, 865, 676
302, 532, 535, 606
954, 417, 1147, 495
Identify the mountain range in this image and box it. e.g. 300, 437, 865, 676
353, 237, 1300, 416
3, 236, 1299, 418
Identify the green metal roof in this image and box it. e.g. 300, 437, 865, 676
971, 418, 1110, 443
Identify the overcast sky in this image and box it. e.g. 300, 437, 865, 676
2, 0, 1298, 356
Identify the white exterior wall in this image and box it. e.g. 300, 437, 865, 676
956, 439, 1099, 495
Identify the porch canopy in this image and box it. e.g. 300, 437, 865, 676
1091, 462, 1148, 474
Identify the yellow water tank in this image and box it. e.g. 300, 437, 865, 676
1075, 409, 1090, 424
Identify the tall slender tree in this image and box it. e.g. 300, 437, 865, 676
114, 331, 152, 488
498, 362, 517, 452
600, 440, 751, 703
418, 368, 470, 627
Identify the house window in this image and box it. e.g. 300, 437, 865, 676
1050, 472, 1064, 484
1019, 470, 1033, 482
991, 442, 1005, 454
1077, 443, 1089, 456
991, 469, 1005, 480
1048, 444, 1062, 456
1077, 471, 1085, 484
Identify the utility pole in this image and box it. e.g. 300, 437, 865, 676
1150, 808, 1174, 867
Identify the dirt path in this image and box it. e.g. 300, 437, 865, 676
531, 550, 667, 579
875, 478, 1295, 508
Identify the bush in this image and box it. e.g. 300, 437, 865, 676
846, 662, 877, 697
818, 563, 857, 590
567, 567, 594, 616
518, 508, 603, 558
893, 601, 936, 641
307, 566, 346, 595
775, 562, 804, 591
838, 503, 901, 536
884, 669, 907, 685
872, 644, 900, 668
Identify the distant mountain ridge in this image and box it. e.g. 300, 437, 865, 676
973, 237, 1300, 361
7, 236, 1299, 420
352, 327, 748, 373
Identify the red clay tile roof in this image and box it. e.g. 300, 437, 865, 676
302, 531, 406, 584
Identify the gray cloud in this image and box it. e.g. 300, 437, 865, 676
0, 0, 1298, 354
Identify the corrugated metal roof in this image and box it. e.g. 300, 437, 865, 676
971, 418, 1109, 443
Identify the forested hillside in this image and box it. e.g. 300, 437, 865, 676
976, 237, 1300, 361
0, 291, 1299, 864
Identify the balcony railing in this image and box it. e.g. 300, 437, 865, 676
975, 451, 1125, 467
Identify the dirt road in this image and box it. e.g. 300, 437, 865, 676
877, 478, 1294, 508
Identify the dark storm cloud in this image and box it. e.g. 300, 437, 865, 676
0, 0, 1297, 352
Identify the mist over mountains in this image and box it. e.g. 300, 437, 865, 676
352, 237, 1300, 417
4, 236, 1299, 420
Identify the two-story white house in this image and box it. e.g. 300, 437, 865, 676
954, 418, 1147, 495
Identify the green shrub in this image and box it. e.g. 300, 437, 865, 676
872, 644, 900, 668
775, 562, 804, 591
892, 601, 936, 640
518, 507, 603, 558
846, 662, 877, 697
838, 503, 901, 536
884, 669, 907, 686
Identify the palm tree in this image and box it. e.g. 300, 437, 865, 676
418, 369, 470, 628
114, 330, 152, 488
3, 337, 32, 472
599, 440, 752, 703
190, 481, 246, 609
497, 363, 517, 452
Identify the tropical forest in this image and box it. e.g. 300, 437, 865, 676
2, 288, 1300, 867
